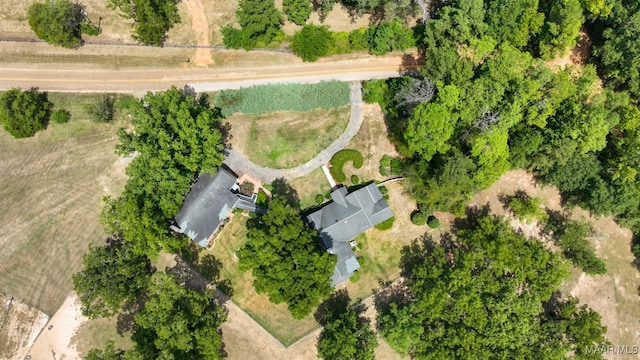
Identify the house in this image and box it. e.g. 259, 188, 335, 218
306, 184, 393, 286
173, 166, 267, 247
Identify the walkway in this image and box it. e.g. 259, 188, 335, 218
224, 82, 365, 183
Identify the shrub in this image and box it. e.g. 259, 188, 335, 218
89, 95, 115, 123
256, 189, 269, 206
315, 194, 324, 204
232, 207, 244, 214
214, 81, 350, 116
364, 18, 415, 56
51, 109, 71, 124
351, 175, 360, 184
81, 22, 101, 36
291, 24, 335, 62
349, 270, 360, 282
375, 217, 394, 230
504, 190, 546, 223
427, 215, 440, 229
411, 211, 427, 226
329, 149, 364, 183
362, 79, 388, 104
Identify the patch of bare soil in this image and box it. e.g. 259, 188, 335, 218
183, 0, 214, 66
27, 292, 88, 360
0, 297, 48, 360
545, 31, 592, 70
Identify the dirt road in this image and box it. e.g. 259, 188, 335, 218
0, 55, 416, 94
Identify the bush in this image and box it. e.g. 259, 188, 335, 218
411, 211, 427, 226
89, 95, 115, 123
315, 194, 325, 204
81, 22, 102, 36
329, 149, 364, 183
364, 18, 415, 56
427, 215, 440, 229
291, 24, 335, 62
375, 217, 394, 230
351, 175, 360, 184
504, 190, 546, 223
349, 270, 360, 282
233, 207, 244, 214
256, 189, 269, 206
51, 109, 71, 124
214, 81, 350, 116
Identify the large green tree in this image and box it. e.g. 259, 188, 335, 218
377, 212, 608, 358
316, 290, 377, 360
284, 0, 312, 25
131, 273, 226, 359
222, 0, 282, 49
28, 0, 83, 48
73, 240, 153, 318
107, 0, 180, 46
237, 196, 336, 319
102, 87, 227, 257
0, 88, 51, 139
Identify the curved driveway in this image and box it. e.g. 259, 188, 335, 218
225, 82, 364, 182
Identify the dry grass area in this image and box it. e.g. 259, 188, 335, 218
472, 171, 640, 350
0, 298, 48, 360
228, 107, 349, 169
71, 315, 133, 358
0, 93, 128, 316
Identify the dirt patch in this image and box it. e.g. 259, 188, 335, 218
27, 292, 88, 360
0, 297, 48, 360
545, 31, 592, 70
183, 0, 214, 66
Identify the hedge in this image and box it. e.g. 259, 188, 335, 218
214, 81, 350, 116
329, 149, 363, 183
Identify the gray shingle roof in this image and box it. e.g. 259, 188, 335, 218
174, 167, 266, 247
306, 184, 393, 286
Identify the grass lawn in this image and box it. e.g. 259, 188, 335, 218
228, 106, 349, 169
290, 167, 333, 209
71, 316, 134, 357
0, 92, 129, 315
203, 216, 319, 346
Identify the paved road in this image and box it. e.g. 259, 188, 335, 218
225, 83, 364, 182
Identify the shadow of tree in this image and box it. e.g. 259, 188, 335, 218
451, 203, 492, 233
271, 177, 300, 208
314, 288, 351, 326
116, 293, 148, 335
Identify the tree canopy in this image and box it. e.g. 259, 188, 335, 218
377, 212, 608, 358
107, 0, 180, 46
73, 240, 153, 318
291, 24, 335, 62
101, 87, 227, 257
130, 273, 227, 359
28, 0, 84, 48
0, 88, 51, 139
284, 0, 312, 25
222, 0, 282, 49
316, 290, 377, 360
237, 196, 336, 319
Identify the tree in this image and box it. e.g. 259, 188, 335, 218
103, 87, 227, 257
291, 24, 335, 62
378, 212, 608, 358
364, 18, 414, 55
538, 0, 585, 59
28, 0, 83, 48
223, 0, 282, 49
0, 88, 51, 138
73, 239, 153, 318
107, 0, 180, 46
316, 290, 377, 360
484, 0, 545, 48
131, 273, 226, 359
237, 196, 336, 319
284, 0, 312, 25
